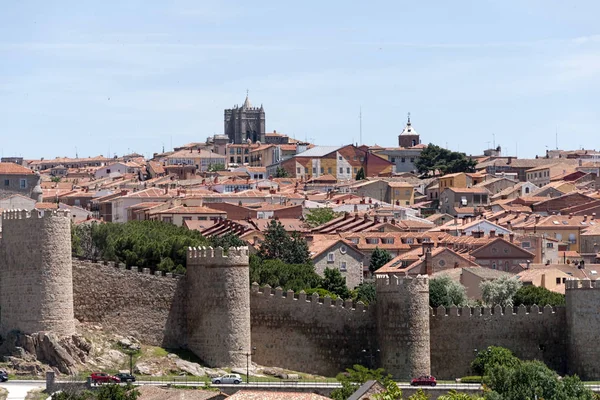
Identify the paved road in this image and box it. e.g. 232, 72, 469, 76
0, 381, 45, 400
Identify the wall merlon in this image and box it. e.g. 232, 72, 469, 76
375, 274, 428, 292
566, 278, 600, 290
1, 208, 70, 221
186, 246, 249, 266
431, 304, 559, 318
70, 258, 179, 279
252, 285, 369, 312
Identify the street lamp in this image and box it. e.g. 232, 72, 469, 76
239, 346, 256, 384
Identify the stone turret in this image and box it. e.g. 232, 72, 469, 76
0, 209, 75, 337
565, 278, 600, 380
186, 246, 250, 368
376, 274, 430, 380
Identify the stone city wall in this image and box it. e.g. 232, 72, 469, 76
72, 259, 185, 347
429, 304, 566, 379
250, 284, 377, 377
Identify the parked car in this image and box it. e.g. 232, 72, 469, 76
410, 375, 437, 386
114, 373, 136, 383
90, 372, 121, 384
0, 370, 8, 382
211, 373, 242, 384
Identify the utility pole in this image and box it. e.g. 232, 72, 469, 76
359, 107, 362, 145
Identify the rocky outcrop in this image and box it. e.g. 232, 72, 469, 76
0, 331, 91, 375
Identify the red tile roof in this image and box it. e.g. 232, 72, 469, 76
0, 162, 34, 175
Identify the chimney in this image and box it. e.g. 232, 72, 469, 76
584, 215, 588, 222
423, 242, 434, 275
507, 157, 512, 165
593, 213, 597, 220
489, 229, 496, 238
535, 214, 541, 224
498, 233, 505, 239
540, 273, 546, 289
454, 217, 458, 225
509, 233, 514, 243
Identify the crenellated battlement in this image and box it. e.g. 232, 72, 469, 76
430, 304, 560, 318
72, 258, 180, 279
375, 274, 428, 292
251, 282, 369, 313
565, 278, 600, 290
187, 246, 249, 267
1, 209, 70, 221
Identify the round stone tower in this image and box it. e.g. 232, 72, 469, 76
0, 209, 75, 337
186, 246, 250, 368
376, 274, 430, 380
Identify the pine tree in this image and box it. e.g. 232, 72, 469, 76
355, 167, 365, 180
369, 247, 393, 273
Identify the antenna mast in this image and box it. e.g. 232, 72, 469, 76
359, 107, 362, 145
555, 127, 558, 150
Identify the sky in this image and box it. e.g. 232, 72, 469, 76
1, 1, 600, 160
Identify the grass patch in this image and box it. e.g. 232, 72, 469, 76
25, 389, 48, 400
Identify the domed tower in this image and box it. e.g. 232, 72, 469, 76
0, 209, 75, 337
376, 274, 430, 380
186, 246, 250, 368
398, 113, 421, 148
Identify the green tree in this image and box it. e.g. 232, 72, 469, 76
321, 267, 351, 299
330, 365, 388, 400
407, 389, 430, 400
305, 207, 340, 228
51, 384, 139, 400
257, 220, 311, 264
374, 379, 404, 400
513, 285, 565, 307
415, 144, 477, 176
429, 276, 467, 308
355, 167, 365, 180
484, 360, 594, 400
353, 281, 376, 304
480, 276, 522, 307
370, 247, 393, 273
438, 391, 484, 400
275, 167, 289, 178
207, 163, 226, 172
249, 254, 322, 292
471, 346, 520, 376
208, 232, 246, 251
51, 176, 62, 183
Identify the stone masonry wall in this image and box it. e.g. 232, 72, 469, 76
430, 304, 567, 379
566, 279, 600, 380
250, 284, 377, 377
72, 259, 185, 347
0, 210, 75, 337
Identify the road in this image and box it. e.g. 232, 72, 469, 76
0, 380, 45, 400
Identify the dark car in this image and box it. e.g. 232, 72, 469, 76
0, 370, 8, 382
410, 375, 437, 386
115, 373, 136, 383
90, 372, 121, 384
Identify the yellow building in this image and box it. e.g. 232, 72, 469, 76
388, 181, 415, 206
438, 172, 485, 190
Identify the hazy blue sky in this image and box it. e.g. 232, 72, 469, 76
1, 1, 599, 159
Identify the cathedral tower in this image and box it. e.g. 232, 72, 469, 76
398, 113, 421, 148
224, 93, 266, 144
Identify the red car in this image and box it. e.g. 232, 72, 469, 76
410, 375, 437, 386
90, 372, 121, 384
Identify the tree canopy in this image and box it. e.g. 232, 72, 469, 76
305, 207, 340, 228
370, 247, 393, 273
321, 267, 351, 300
355, 167, 365, 180
257, 220, 311, 264
429, 275, 468, 308
52, 384, 140, 400
480, 276, 522, 307
274, 166, 289, 178
415, 144, 477, 176
513, 285, 565, 307
71, 221, 206, 273
249, 254, 322, 292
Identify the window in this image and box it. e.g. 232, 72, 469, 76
410, 158, 415, 163
382, 238, 394, 244
525, 187, 530, 194
162, 217, 172, 223
305, 167, 309, 173
20, 179, 27, 189
320, 167, 324, 174
505, 261, 509, 271
327, 252, 335, 262
339, 167, 343, 174
346, 167, 350, 174
340, 261, 347, 271
568, 233, 576, 244
546, 242, 554, 248
405, 190, 411, 196
328, 167, 332, 174
395, 190, 400, 196
230, 157, 235, 163
401, 158, 406, 163
521, 241, 531, 249
340, 245, 347, 254
353, 167, 357, 173
198, 216, 207, 220
492, 262, 497, 270
556, 277, 561, 285
297, 167, 301, 174
4, 179, 8, 186
391, 157, 396, 162
106, 169, 111, 174
312, 167, 316, 174
555, 233, 562, 241
366, 237, 378, 244
182, 216, 192, 221
338, 155, 342, 161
